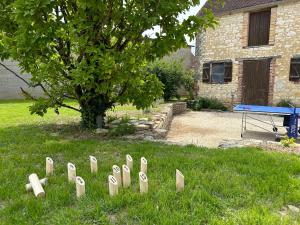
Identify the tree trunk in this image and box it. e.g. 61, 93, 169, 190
79, 95, 112, 129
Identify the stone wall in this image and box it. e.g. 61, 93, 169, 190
0, 61, 43, 99
172, 102, 187, 115
111, 102, 187, 139
196, 0, 300, 106
152, 102, 187, 130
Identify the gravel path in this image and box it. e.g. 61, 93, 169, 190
166, 111, 288, 148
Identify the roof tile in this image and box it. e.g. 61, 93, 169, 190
200, 0, 284, 15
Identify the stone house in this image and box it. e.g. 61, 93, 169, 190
196, 0, 300, 107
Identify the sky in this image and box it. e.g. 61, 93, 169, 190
178, 0, 207, 46
178, 0, 207, 23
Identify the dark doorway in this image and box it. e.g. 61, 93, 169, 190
242, 59, 271, 105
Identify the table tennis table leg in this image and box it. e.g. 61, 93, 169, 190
268, 114, 281, 141
244, 113, 247, 131
241, 112, 245, 138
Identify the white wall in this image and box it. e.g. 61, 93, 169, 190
0, 61, 43, 99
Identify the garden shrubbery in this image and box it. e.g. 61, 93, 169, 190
147, 60, 194, 101
277, 99, 296, 107
108, 116, 136, 137
187, 97, 227, 111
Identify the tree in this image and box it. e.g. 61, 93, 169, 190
148, 60, 195, 101
0, 0, 218, 129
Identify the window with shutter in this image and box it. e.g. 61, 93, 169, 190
290, 58, 300, 82
212, 63, 225, 83
224, 62, 233, 82
202, 61, 233, 84
202, 63, 210, 83
248, 9, 271, 46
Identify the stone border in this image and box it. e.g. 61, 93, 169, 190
151, 102, 187, 138
123, 102, 187, 140
219, 138, 300, 154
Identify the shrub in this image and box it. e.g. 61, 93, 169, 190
187, 97, 227, 111
106, 115, 118, 124
280, 136, 296, 148
147, 60, 195, 101
277, 99, 295, 108
108, 116, 136, 137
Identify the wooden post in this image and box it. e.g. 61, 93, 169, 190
26, 178, 48, 191
76, 176, 85, 198
67, 163, 76, 183
46, 157, 54, 176
139, 172, 148, 194
108, 175, 118, 196
122, 165, 131, 188
89, 156, 98, 173
176, 169, 184, 192
112, 165, 122, 187
28, 173, 45, 198
140, 157, 147, 174
126, 154, 133, 170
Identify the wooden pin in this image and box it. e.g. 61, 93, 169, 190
67, 163, 76, 183
139, 172, 148, 193
108, 175, 118, 196
28, 173, 45, 198
126, 154, 133, 170
76, 176, 85, 198
122, 165, 131, 188
89, 156, 98, 173
26, 178, 48, 191
112, 165, 122, 187
46, 157, 54, 176
140, 157, 147, 174
176, 169, 184, 192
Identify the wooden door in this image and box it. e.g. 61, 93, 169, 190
242, 59, 271, 105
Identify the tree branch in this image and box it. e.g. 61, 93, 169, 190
0, 62, 31, 86
60, 103, 81, 112
1, 62, 80, 112
20, 87, 37, 100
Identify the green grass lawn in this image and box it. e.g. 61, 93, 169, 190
1, 101, 300, 224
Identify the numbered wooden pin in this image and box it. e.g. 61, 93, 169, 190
76, 176, 85, 198
108, 175, 118, 196
176, 169, 184, 192
122, 165, 131, 188
46, 157, 54, 176
126, 154, 133, 170
28, 173, 45, 198
112, 165, 122, 187
140, 157, 147, 173
26, 178, 48, 191
139, 172, 148, 193
67, 163, 76, 183
89, 156, 98, 173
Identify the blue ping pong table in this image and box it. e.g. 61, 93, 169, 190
234, 104, 300, 141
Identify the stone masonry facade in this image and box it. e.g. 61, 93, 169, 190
196, 0, 300, 107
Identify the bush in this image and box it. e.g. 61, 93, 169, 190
280, 136, 296, 148
108, 116, 136, 137
187, 97, 227, 111
277, 99, 295, 107
147, 60, 195, 101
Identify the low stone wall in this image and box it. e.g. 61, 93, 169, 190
152, 104, 173, 130
172, 102, 187, 115
105, 102, 187, 140
142, 102, 187, 139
